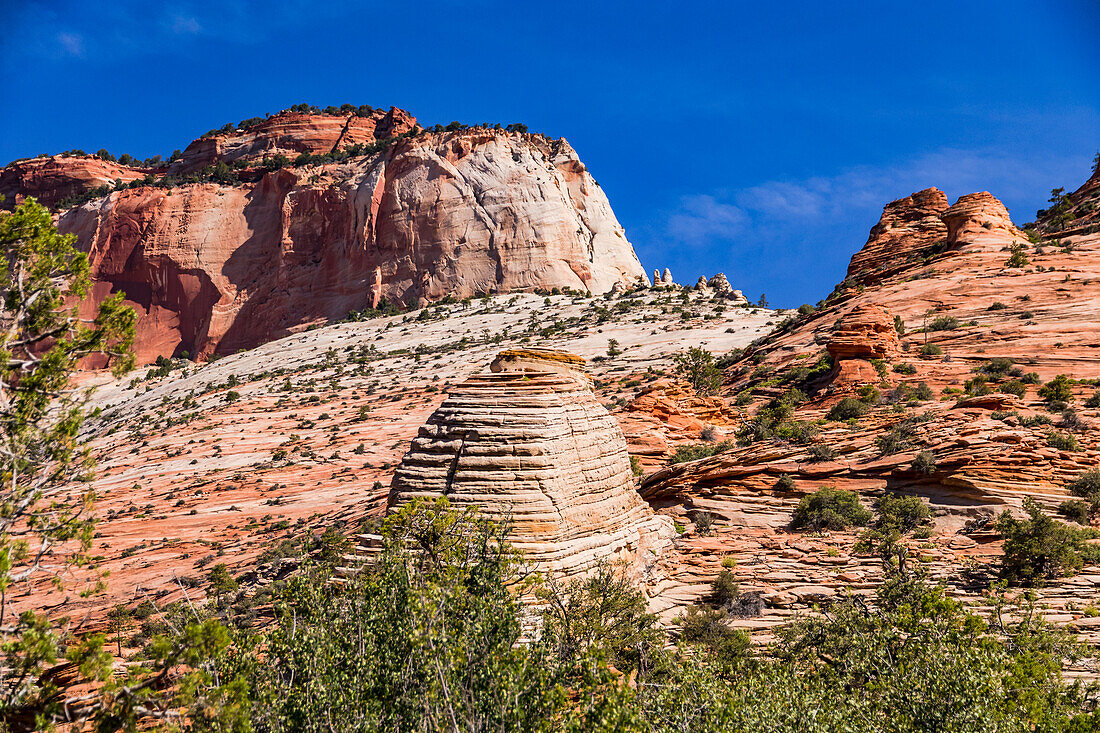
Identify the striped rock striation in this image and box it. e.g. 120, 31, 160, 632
388, 349, 672, 579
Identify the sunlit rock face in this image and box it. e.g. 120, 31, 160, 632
388, 349, 672, 580
2, 113, 647, 364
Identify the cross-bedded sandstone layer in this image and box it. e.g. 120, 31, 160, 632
389, 349, 673, 580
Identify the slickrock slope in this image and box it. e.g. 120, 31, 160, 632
389, 348, 672, 579
18, 291, 773, 622
3, 110, 648, 362
637, 170, 1100, 655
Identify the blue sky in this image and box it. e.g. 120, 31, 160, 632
2, 1, 1097, 306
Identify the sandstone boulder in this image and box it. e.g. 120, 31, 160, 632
826, 304, 901, 362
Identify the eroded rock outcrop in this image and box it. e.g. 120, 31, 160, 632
388, 349, 672, 580
943, 191, 1026, 251
845, 188, 949, 284
171, 108, 418, 175
0, 156, 148, 208
28, 120, 648, 362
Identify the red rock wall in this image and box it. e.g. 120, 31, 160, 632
61, 131, 647, 362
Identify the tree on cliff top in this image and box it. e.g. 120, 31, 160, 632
0, 197, 136, 723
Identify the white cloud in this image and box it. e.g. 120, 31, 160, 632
56, 31, 84, 57
665, 147, 1089, 251
665, 194, 747, 246
170, 15, 202, 34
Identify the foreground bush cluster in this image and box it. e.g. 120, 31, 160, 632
25, 498, 1097, 732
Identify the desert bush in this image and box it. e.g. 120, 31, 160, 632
1038, 374, 1074, 404
670, 441, 733, 464
1021, 371, 1041, 384
1005, 244, 1031, 268
1000, 380, 1028, 398
774, 474, 795, 491
928, 316, 960, 331
1058, 500, 1091, 525
674, 346, 722, 395
709, 569, 740, 607
964, 375, 993, 396
791, 487, 871, 531
874, 493, 931, 532
977, 357, 1015, 377
912, 451, 937, 475
807, 443, 837, 462
677, 605, 751, 667
826, 397, 867, 421
892, 362, 916, 375
913, 382, 934, 401
987, 301, 1008, 311
1060, 409, 1086, 431
1046, 431, 1079, 451
919, 344, 943, 356
1067, 469, 1100, 510
996, 497, 1093, 584
694, 511, 716, 536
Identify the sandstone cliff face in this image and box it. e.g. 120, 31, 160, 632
33, 120, 646, 362
0, 156, 147, 208
388, 349, 672, 580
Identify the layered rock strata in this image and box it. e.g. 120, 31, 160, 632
845, 187, 949, 285
388, 350, 672, 580
12, 116, 649, 362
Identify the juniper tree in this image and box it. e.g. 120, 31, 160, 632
0, 197, 135, 718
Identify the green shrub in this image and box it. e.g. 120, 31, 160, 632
919, 344, 943, 356
676, 605, 751, 667
791, 487, 871, 531
892, 362, 916, 375
1038, 374, 1074, 404
674, 346, 722, 396
912, 451, 937, 475
964, 375, 992, 396
856, 384, 880, 404
669, 441, 733, 464
928, 316, 960, 331
977, 357, 1014, 377
987, 301, 1008, 311
774, 474, 795, 491
709, 569, 740, 607
1084, 389, 1100, 408
1019, 413, 1053, 427
1021, 371, 1041, 385
1005, 243, 1030, 268
996, 497, 1090, 584
913, 382, 934, 400
1000, 380, 1027, 397
1046, 431, 1079, 451
826, 397, 867, 421
874, 492, 931, 532
1057, 500, 1091, 525
1067, 469, 1100, 510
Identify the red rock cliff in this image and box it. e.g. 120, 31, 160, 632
32, 116, 647, 362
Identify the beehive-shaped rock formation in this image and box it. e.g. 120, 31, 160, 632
388, 349, 672, 579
